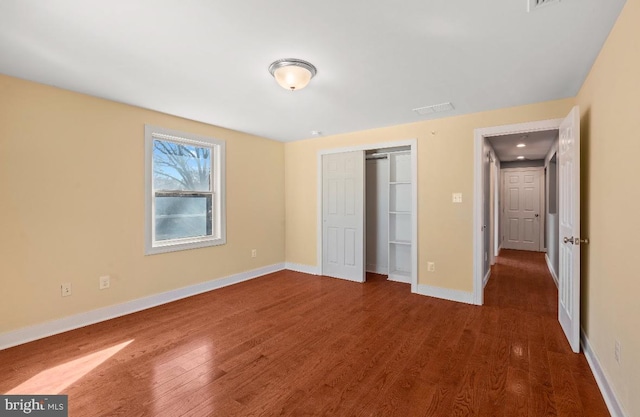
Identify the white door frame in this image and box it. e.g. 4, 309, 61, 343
492, 154, 500, 262
317, 139, 419, 292
488, 151, 499, 266
500, 167, 545, 252
473, 119, 562, 305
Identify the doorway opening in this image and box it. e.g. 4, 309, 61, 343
474, 106, 582, 353
365, 146, 412, 284
473, 118, 564, 305
485, 131, 561, 285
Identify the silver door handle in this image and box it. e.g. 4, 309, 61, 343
564, 236, 590, 245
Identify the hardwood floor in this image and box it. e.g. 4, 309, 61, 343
0, 250, 609, 416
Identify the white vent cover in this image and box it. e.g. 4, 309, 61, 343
413, 102, 454, 116
528, 0, 561, 12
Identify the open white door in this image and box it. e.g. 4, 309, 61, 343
558, 106, 581, 353
322, 151, 365, 282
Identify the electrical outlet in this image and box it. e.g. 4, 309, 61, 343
61, 283, 72, 297
615, 340, 621, 364
251, 249, 257, 258
427, 262, 435, 272
452, 193, 462, 203
99, 275, 110, 290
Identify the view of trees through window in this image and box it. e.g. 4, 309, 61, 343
153, 139, 213, 241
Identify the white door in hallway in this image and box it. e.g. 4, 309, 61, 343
502, 168, 542, 251
322, 151, 365, 282
558, 106, 581, 353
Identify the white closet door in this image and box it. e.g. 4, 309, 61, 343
322, 151, 365, 282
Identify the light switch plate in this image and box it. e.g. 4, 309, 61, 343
452, 193, 462, 203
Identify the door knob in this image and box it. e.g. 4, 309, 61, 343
564, 236, 589, 245
535, 213, 539, 217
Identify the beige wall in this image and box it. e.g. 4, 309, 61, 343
577, 0, 640, 414
0, 75, 285, 333
3, 3, 638, 408
284, 98, 574, 292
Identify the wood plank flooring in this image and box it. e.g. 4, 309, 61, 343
0, 250, 610, 416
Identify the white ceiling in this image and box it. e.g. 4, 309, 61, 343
487, 130, 558, 162
0, 0, 626, 142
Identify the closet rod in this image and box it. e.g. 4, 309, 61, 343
365, 155, 388, 160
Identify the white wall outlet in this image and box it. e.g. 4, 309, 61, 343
452, 193, 462, 203
427, 262, 435, 272
61, 283, 72, 297
99, 275, 110, 290
251, 249, 257, 258
615, 340, 621, 364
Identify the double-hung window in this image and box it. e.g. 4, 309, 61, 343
145, 125, 226, 254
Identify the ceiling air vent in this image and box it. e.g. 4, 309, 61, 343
528, 0, 560, 12
413, 102, 454, 116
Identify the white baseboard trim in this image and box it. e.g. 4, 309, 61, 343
545, 254, 559, 288
581, 330, 628, 417
0, 263, 286, 351
416, 284, 475, 305
483, 269, 491, 288
284, 262, 320, 275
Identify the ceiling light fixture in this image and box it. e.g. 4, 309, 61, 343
268, 58, 317, 91
517, 143, 526, 148
517, 156, 525, 160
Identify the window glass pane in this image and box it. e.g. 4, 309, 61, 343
153, 140, 211, 192
155, 195, 212, 241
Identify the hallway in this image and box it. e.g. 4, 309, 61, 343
485, 249, 558, 314
482, 249, 607, 416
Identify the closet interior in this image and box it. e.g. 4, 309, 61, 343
365, 146, 412, 283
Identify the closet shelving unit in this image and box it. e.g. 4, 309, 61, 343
388, 151, 412, 283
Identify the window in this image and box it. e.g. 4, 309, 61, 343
145, 125, 225, 254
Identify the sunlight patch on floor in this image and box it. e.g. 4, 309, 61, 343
6, 340, 133, 394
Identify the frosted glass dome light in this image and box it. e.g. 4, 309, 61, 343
269, 59, 317, 91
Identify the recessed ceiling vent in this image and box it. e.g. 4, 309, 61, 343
413, 102, 454, 116
528, 0, 560, 12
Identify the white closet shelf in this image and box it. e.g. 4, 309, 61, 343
389, 181, 411, 185
390, 240, 411, 246
389, 211, 410, 215
388, 270, 411, 283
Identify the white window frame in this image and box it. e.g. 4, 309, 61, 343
144, 125, 226, 255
